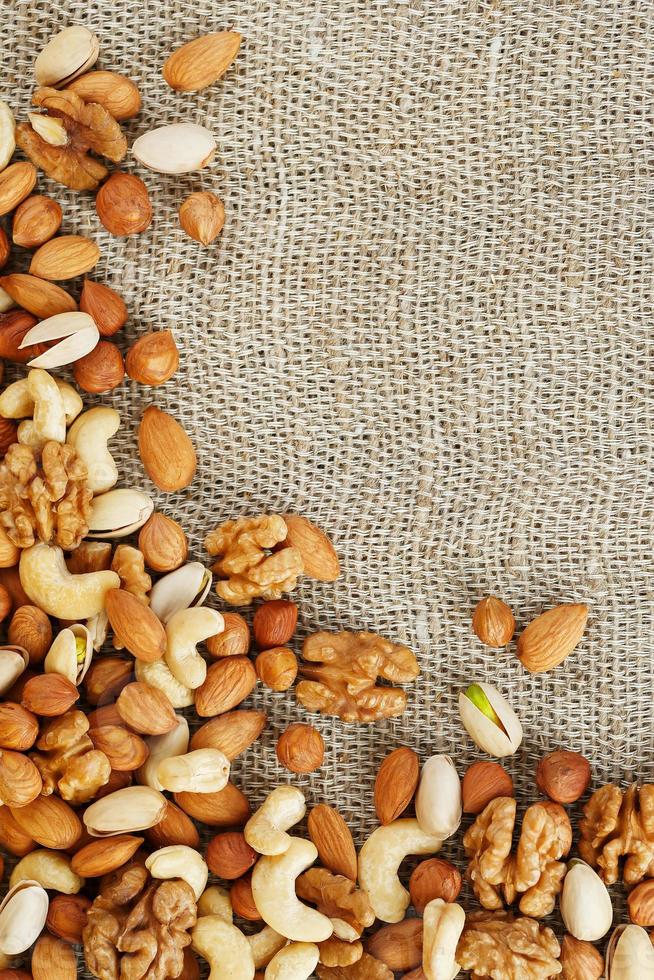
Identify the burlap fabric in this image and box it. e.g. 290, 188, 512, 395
2, 0, 652, 974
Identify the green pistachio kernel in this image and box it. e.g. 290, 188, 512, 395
464, 684, 502, 729
75, 636, 87, 664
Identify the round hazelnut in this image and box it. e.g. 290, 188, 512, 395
462, 760, 514, 814
276, 723, 324, 774
230, 874, 261, 920
179, 191, 225, 245
125, 330, 179, 386
73, 340, 125, 393
255, 647, 297, 692
8, 605, 52, 664
409, 858, 462, 913
0, 418, 18, 456
472, 595, 516, 646
627, 880, 654, 927
536, 750, 591, 804
0, 583, 11, 623
96, 172, 153, 236
138, 512, 188, 572
206, 831, 257, 879
206, 612, 250, 658
79, 279, 128, 337
252, 599, 298, 649
46, 893, 91, 943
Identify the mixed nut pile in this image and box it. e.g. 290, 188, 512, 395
0, 19, 647, 980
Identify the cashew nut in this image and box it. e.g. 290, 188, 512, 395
165, 606, 224, 689
145, 845, 208, 900
265, 943, 319, 980
11, 369, 66, 449
249, 928, 288, 969
67, 406, 120, 494
245, 786, 306, 856
358, 819, 443, 923
157, 748, 230, 794
197, 886, 233, 923
20, 544, 120, 620
251, 838, 333, 943
422, 899, 465, 980
137, 715, 189, 790
192, 915, 255, 980
9, 849, 83, 894
135, 657, 194, 708
0, 373, 80, 424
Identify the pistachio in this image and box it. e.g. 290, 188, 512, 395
0, 880, 49, 954
458, 682, 522, 757
83, 785, 167, 837
19, 311, 99, 369
149, 561, 212, 624
0, 101, 15, 173
44, 624, 92, 684
415, 755, 462, 840
0, 646, 29, 695
35, 25, 99, 87
560, 859, 613, 941
87, 488, 154, 538
132, 122, 216, 174
606, 924, 654, 978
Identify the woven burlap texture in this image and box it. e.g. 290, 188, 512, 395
2, 0, 653, 975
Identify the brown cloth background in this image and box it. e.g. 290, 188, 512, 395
2, 0, 654, 974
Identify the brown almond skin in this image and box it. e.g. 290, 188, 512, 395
282, 514, 340, 581
145, 800, 200, 849
116, 681, 177, 735
0, 583, 10, 622
206, 831, 257, 879
73, 340, 125, 393
0, 228, 9, 267
195, 656, 257, 717
230, 874, 261, 920
32, 934, 76, 980
190, 709, 267, 759
67, 541, 113, 574
559, 935, 604, 979
162, 31, 242, 92
472, 596, 516, 647
307, 804, 357, 881
96, 172, 153, 236
0, 274, 76, 319
12, 194, 62, 248
29, 234, 99, 280
409, 858, 462, 913
374, 746, 419, 825
175, 782, 250, 827
46, 893, 91, 943
628, 879, 654, 925
84, 657, 133, 705
517, 603, 589, 673
253, 599, 298, 649
105, 589, 166, 663
138, 512, 188, 572
87, 703, 125, 729
462, 760, 514, 814
71, 834, 143, 877
68, 71, 142, 120
276, 723, 324, 773
126, 330, 179, 386
0, 419, 18, 456
0, 702, 39, 750
88, 725, 149, 771
10, 794, 82, 849
367, 919, 423, 971
206, 612, 250, 658
138, 405, 196, 492
80, 279, 128, 336
0, 749, 42, 807
536, 750, 591, 804
0, 805, 35, 856
21, 673, 79, 715
179, 191, 225, 245
0, 162, 37, 216
8, 604, 52, 663
94, 769, 132, 798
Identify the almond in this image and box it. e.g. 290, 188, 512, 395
206, 831, 257, 879
88, 725, 149, 771
0, 584, 10, 622
138, 512, 188, 572
73, 340, 124, 393
12, 196, 62, 248
206, 612, 250, 659
138, 405, 196, 492
0, 749, 42, 807
8, 604, 52, 663
367, 920, 422, 971
560, 935, 604, 980
282, 514, 340, 581
374, 747, 419, 825
276, 723, 324, 773
10, 794, 81, 849
253, 600, 298, 649
409, 858, 462, 913
190, 709, 267, 759
0, 228, 9, 269
462, 760, 514, 814
79, 279, 128, 337
0, 310, 48, 363
46, 893, 91, 943
21, 673, 79, 715
96, 172, 153, 237
83, 656, 133, 705
175, 782, 250, 827
125, 329, 179, 386
472, 596, 516, 647
162, 31, 242, 92
255, 647, 297, 692
30, 235, 100, 281
194, 656, 257, 717
0, 419, 17, 456
628, 880, 654, 926
0, 274, 76, 319
68, 71, 141, 120
517, 603, 589, 673
116, 681, 177, 735
230, 874, 260, 920
145, 800, 200, 849
307, 804, 357, 881
536, 750, 591, 804
105, 589, 166, 663
94, 769, 132, 798
0, 162, 37, 216
0, 805, 35, 856
179, 191, 225, 245
87, 703, 125, 729
0, 703, 39, 750
71, 834, 143, 877
32, 934, 76, 980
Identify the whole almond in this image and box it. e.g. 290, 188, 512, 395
105, 589, 166, 662
0, 274, 76, 320
0, 749, 42, 807
87, 703, 125, 729
206, 612, 250, 658
138, 512, 188, 572
163, 31, 242, 92
462, 760, 514, 814
69, 71, 141, 120
10, 794, 81, 849
206, 831, 257, 879
89, 725, 149, 771
21, 673, 79, 715
71, 834, 143, 877
32, 934, 76, 980
230, 875, 260, 920
307, 804, 357, 881
126, 330, 179, 386
190, 709, 267, 759
175, 782, 250, 827
8, 604, 52, 663
145, 800, 200, 849
73, 340, 124, 393
116, 681, 177, 735
409, 858, 462, 913
12, 196, 62, 248
517, 603, 589, 673
536, 750, 591, 804
46, 893, 91, 943
0, 584, 10, 622
194, 656, 257, 717
79, 279, 128, 336
0, 702, 39, 750
179, 191, 225, 245
138, 405, 196, 492
374, 746, 419, 825
0, 804, 35, 855
472, 596, 516, 647
282, 514, 340, 581
0, 310, 48, 363
84, 657, 133, 705
253, 600, 298, 649
0, 228, 9, 269
96, 172, 153, 237
367, 919, 423, 971
30, 234, 99, 281
0, 162, 37, 216
276, 723, 324, 773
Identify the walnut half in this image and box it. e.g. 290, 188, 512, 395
579, 783, 654, 884
456, 910, 562, 979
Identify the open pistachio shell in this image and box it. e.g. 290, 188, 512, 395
44, 624, 92, 684
87, 488, 154, 538
87, 610, 109, 652
458, 682, 522, 757
606, 924, 654, 978
560, 860, 613, 942
0, 880, 49, 955
149, 562, 211, 624
0, 646, 29, 695
83, 785, 167, 837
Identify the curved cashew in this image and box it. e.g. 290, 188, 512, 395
165, 606, 224, 689
157, 748, 230, 794
16, 377, 83, 449
9, 849, 83, 894
198, 886, 233, 922
245, 787, 306, 856
14, 369, 66, 449
20, 544, 120, 619
137, 716, 189, 790
192, 915, 255, 980
249, 928, 287, 969
358, 819, 443, 923
423, 899, 465, 980
265, 943, 319, 980
251, 838, 333, 943
0, 372, 79, 423
145, 845, 208, 900
67, 406, 120, 494
135, 657, 194, 708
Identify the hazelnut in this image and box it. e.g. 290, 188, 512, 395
46, 893, 91, 943
536, 750, 591, 804
628, 879, 654, 926
8, 604, 52, 664
79, 279, 128, 337
138, 512, 188, 572
230, 874, 260, 920
84, 657, 133, 705
73, 340, 125, 393
462, 760, 514, 814
96, 172, 153, 236
409, 858, 462, 913
206, 831, 257, 879
179, 191, 225, 245
252, 599, 298, 649
125, 329, 179, 386
206, 612, 250, 658
0, 418, 18, 456
472, 595, 516, 646
0, 583, 11, 623
12, 195, 62, 249
559, 934, 604, 979
255, 647, 298, 692
276, 723, 324, 774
